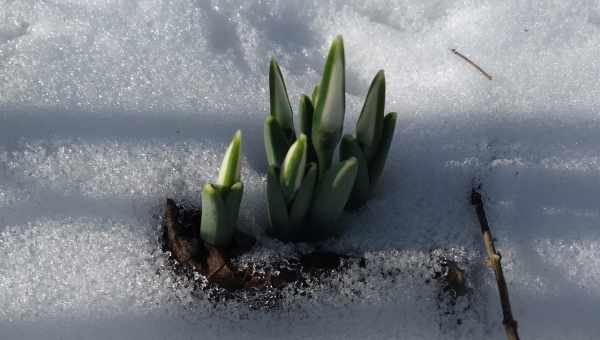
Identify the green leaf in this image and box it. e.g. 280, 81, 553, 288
313, 36, 346, 175
310, 157, 358, 231
217, 130, 242, 188
369, 112, 397, 185
280, 134, 307, 203
311, 84, 320, 109
264, 116, 291, 168
289, 162, 317, 227
269, 58, 295, 140
298, 95, 313, 137
200, 183, 233, 247
266, 166, 291, 239
299, 95, 317, 163
314, 36, 345, 133
298, 95, 317, 162
223, 182, 243, 229
356, 70, 385, 161
340, 135, 370, 209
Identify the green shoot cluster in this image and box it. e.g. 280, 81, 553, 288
264, 36, 397, 242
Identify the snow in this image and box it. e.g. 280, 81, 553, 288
1, 0, 600, 339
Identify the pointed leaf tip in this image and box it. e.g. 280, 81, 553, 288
356, 70, 386, 161
217, 130, 242, 187
313, 36, 346, 174
315, 35, 345, 134
311, 84, 320, 109
310, 157, 358, 229
281, 134, 308, 201
264, 116, 291, 168
333, 35, 344, 47
269, 59, 295, 139
334, 157, 358, 187
369, 112, 397, 185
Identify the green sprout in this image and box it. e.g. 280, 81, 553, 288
312, 36, 345, 175
264, 36, 345, 173
200, 130, 244, 247
267, 135, 358, 241
265, 35, 367, 242
340, 71, 397, 209
267, 135, 319, 241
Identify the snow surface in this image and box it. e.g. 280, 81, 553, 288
1, 0, 600, 339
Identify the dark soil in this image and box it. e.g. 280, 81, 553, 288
428, 251, 473, 330
161, 199, 359, 305
161, 199, 472, 313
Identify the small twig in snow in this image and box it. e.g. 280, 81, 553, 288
451, 48, 493, 80
471, 189, 520, 340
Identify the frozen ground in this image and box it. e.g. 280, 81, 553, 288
1, 0, 600, 339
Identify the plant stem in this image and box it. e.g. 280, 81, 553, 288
470, 189, 520, 340
452, 49, 493, 80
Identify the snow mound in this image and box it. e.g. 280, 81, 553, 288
1, 0, 600, 339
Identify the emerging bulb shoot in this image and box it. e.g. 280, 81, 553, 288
217, 130, 242, 187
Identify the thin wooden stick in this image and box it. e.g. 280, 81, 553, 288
471, 189, 520, 340
451, 48, 493, 80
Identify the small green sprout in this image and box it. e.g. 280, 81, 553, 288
267, 135, 319, 241
269, 59, 296, 141
200, 130, 244, 247
217, 130, 242, 187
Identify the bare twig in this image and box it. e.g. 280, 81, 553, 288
471, 189, 520, 340
451, 49, 493, 80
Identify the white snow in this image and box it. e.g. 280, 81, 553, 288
1, 0, 600, 339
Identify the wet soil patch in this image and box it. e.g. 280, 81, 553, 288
428, 250, 474, 330
161, 199, 361, 308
